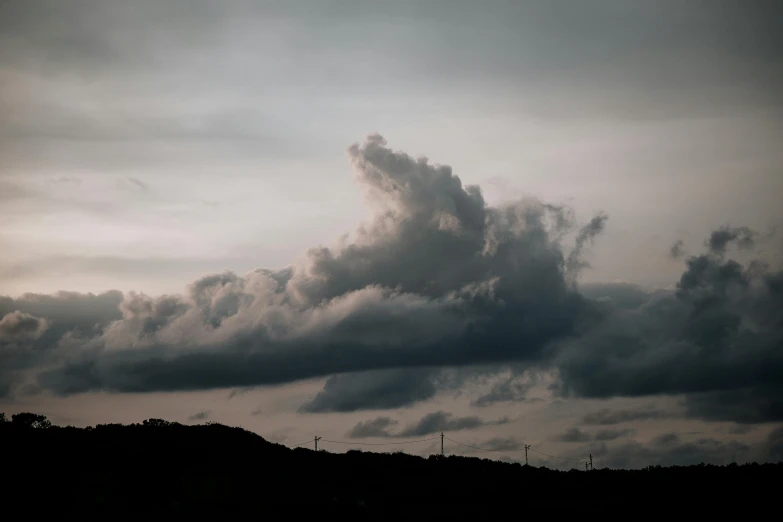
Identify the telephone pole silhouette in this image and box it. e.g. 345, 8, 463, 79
589, 453, 593, 470
440, 432, 444, 456
314, 436, 321, 451
524, 444, 531, 465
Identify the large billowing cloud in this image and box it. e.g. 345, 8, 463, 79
0, 135, 780, 428
3, 135, 598, 397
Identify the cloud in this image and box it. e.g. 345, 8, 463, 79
550, 425, 635, 445
768, 426, 783, 462
581, 407, 673, 426
125, 177, 150, 192
188, 410, 210, 421
0, 292, 120, 397
683, 386, 783, 424
347, 410, 508, 438
589, 435, 754, 469
553, 427, 591, 443
555, 228, 783, 423
670, 240, 685, 259
594, 428, 636, 441
565, 212, 608, 281
706, 226, 755, 254
18, 135, 602, 397
49, 177, 82, 185
397, 411, 509, 437
0, 311, 51, 397
471, 377, 533, 407
1, 136, 780, 427
300, 369, 439, 413
727, 424, 757, 435
0, 311, 50, 343
347, 417, 398, 438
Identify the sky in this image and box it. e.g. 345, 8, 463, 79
1, 0, 782, 469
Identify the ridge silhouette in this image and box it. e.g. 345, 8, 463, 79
1, 412, 779, 517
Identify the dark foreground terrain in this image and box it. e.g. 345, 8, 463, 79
2, 413, 780, 518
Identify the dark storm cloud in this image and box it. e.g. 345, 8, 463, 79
398, 411, 509, 437
581, 408, 673, 426
348, 411, 508, 438
0, 290, 123, 396
556, 228, 783, 423
0, 291, 123, 338
19, 135, 601, 397
300, 369, 439, 413
683, 386, 783, 425
0, 311, 51, 396
706, 226, 756, 254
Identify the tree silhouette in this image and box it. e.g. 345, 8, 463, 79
11, 412, 51, 429
143, 418, 173, 427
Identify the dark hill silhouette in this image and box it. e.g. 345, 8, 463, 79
1, 412, 779, 518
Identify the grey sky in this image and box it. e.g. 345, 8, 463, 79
1, 1, 782, 468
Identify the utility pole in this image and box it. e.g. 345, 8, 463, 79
585, 462, 588, 471
440, 432, 444, 456
589, 453, 593, 470
524, 444, 531, 466
314, 436, 321, 451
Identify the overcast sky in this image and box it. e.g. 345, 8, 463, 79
1, 0, 782, 468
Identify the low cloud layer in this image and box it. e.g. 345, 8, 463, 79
582, 408, 674, 426
589, 433, 754, 469
0, 135, 780, 429
553, 426, 636, 444
471, 376, 534, 407
299, 369, 439, 413
347, 410, 508, 439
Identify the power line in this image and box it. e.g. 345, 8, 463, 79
529, 447, 586, 461
444, 436, 512, 452
287, 440, 313, 448
288, 433, 588, 463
